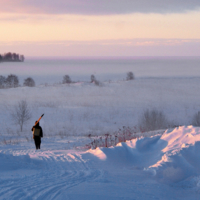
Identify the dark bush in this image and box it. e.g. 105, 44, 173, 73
63, 75, 72, 84
91, 74, 96, 83
126, 72, 134, 81
0, 75, 6, 88
1, 52, 24, 62
23, 77, 35, 87
94, 79, 101, 86
138, 109, 169, 131
6, 74, 19, 88
90, 74, 101, 86
11, 100, 32, 131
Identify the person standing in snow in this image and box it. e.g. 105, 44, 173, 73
32, 121, 43, 150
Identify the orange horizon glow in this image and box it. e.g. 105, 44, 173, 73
0, 11, 200, 42
0, 9, 200, 56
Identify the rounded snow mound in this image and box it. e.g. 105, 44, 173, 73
89, 126, 200, 183
151, 125, 200, 183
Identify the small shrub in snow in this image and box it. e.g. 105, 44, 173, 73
138, 109, 169, 132
63, 75, 72, 84
90, 74, 102, 86
91, 74, 96, 83
23, 77, 35, 87
94, 79, 101, 86
126, 72, 134, 81
0, 75, 6, 88
85, 127, 136, 149
11, 100, 32, 132
192, 111, 200, 126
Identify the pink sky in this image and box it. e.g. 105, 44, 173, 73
0, 1, 200, 57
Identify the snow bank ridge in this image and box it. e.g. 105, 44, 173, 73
89, 126, 200, 183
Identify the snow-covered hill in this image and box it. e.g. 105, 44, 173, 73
0, 126, 200, 199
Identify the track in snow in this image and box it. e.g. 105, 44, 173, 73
0, 150, 104, 200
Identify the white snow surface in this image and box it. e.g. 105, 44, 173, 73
1, 58, 200, 199
0, 126, 200, 200
1, 78, 200, 138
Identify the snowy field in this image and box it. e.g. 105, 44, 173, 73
0, 126, 200, 199
1, 77, 200, 139
1, 57, 200, 199
1, 78, 200, 199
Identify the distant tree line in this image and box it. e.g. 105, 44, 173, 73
0, 71, 134, 89
0, 52, 25, 62
0, 74, 35, 89
62, 71, 135, 86
0, 74, 19, 88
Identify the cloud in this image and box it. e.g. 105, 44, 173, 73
1, 0, 200, 15
1, 39, 199, 47
1, 39, 200, 57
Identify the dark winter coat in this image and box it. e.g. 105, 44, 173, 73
32, 123, 43, 149
31, 123, 43, 138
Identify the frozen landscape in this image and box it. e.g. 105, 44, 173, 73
0, 57, 200, 199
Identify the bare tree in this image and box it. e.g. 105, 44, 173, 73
138, 109, 169, 131
11, 100, 32, 131
63, 75, 72, 84
23, 77, 35, 87
126, 72, 134, 81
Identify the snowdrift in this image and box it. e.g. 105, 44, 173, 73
1, 126, 200, 199
89, 126, 200, 183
